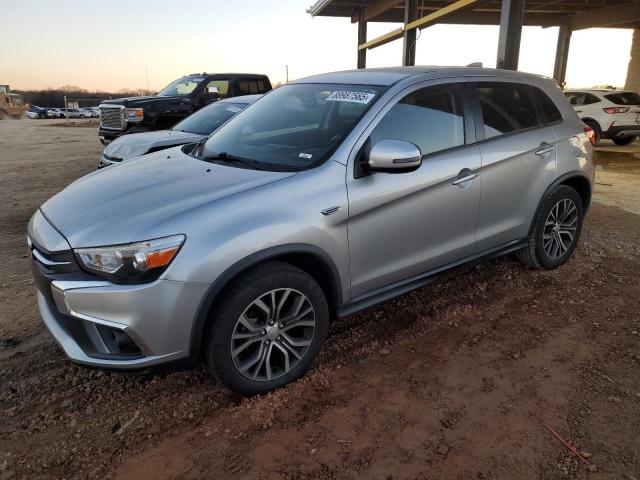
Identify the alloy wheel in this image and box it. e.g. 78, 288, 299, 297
543, 198, 578, 259
230, 288, 316, 382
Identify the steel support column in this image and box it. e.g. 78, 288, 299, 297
357, 11, 367, 69
496, 0, 524, 70
553, 24, 572, 87
402, 0, 419, 66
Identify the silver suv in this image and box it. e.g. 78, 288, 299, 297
28, 67, 594, 395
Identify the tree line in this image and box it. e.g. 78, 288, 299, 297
13, 86, 156, 108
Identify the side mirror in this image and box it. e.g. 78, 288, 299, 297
367, 139, 422, 172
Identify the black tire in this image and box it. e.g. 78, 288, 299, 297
203, 261, 329, 396
583, 120, 601, 145
517, 185, 584, 270
612, 136, 636, 146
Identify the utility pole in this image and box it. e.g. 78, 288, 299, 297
64, 95, 69, 126
286, 65, 289, 83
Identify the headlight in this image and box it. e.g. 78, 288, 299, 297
124, 107, 144, 122
75, 235, 185, 283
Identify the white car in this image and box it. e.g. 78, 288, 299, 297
26, 110, 40, 119
81, 107, 99, 118
98, 95, 261, 168
564, 89, 640, 145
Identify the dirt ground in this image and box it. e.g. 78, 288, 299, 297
1, 119, 639, 480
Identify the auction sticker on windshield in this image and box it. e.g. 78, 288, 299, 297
326, 91, 376, 104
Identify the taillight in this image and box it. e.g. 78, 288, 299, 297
584, 126, 597, 146
603, 107, 629, 114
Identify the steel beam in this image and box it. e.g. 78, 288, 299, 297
405, 0, 485, 30
402, 0, 419, 66
359, 0, 484, 51
363, 0, 403, 22
359, 27, 404, 50
496, 0, 524, 70
570, 2, 640, 30
553, 23, 572, 87
357, 12, 368, 69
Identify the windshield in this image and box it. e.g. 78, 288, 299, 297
604, 92, 640, 105
157, 76, 205, 97
201, 83, 383, 170
172, 101, 249, 135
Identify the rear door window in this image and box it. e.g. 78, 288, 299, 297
237, 80, 261, 95
370, 83, 465, 157
604, 92, 640, 105
531, 87, 562, 124
475, 82, 540, 139
206, 80, 230, 98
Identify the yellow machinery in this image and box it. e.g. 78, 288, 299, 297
0, 85, 28, 119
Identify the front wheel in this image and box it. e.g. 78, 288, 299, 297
612, 136, 636, 146
517, 185, 584, 270
203, 261, 329, 395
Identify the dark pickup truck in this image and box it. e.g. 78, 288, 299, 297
98, 73, 272, 144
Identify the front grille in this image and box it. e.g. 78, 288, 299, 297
99, 107, 125, 130
29, 240, 78, 276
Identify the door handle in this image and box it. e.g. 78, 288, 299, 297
535, 142, 555, 156
452, 168, 478, 185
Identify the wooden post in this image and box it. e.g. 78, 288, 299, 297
496, 0, 524, 70
402, 0, 419, 66
357, 11, 367, 69
553, 24, 572, 87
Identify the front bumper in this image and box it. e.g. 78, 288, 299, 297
98, 128, 123, 144
28, 210, 209, 370
36, 278, 208, 370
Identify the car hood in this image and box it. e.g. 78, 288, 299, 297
41, 147, 296, 248
103, 130, 204, 161
100, 95, 189, 108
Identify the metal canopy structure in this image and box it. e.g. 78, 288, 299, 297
308, 0, 640, 86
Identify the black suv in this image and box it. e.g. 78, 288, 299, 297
98, 73, 272, 144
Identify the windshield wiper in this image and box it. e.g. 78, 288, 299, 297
201, 152, 266, 170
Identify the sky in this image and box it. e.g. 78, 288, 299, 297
0, 0, 634, 92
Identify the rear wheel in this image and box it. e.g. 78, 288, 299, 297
583, 120, 601, 145
517, 185, 584, 270
0, 110, 5, 120
203, 261, 329, 395
612, 136, 636, 146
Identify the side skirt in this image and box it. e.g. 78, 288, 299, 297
336, 238, 529, 318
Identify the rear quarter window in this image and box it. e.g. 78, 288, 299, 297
476, 82, 539, 139
531, 87, 562, 124
604, 92, 640, 105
